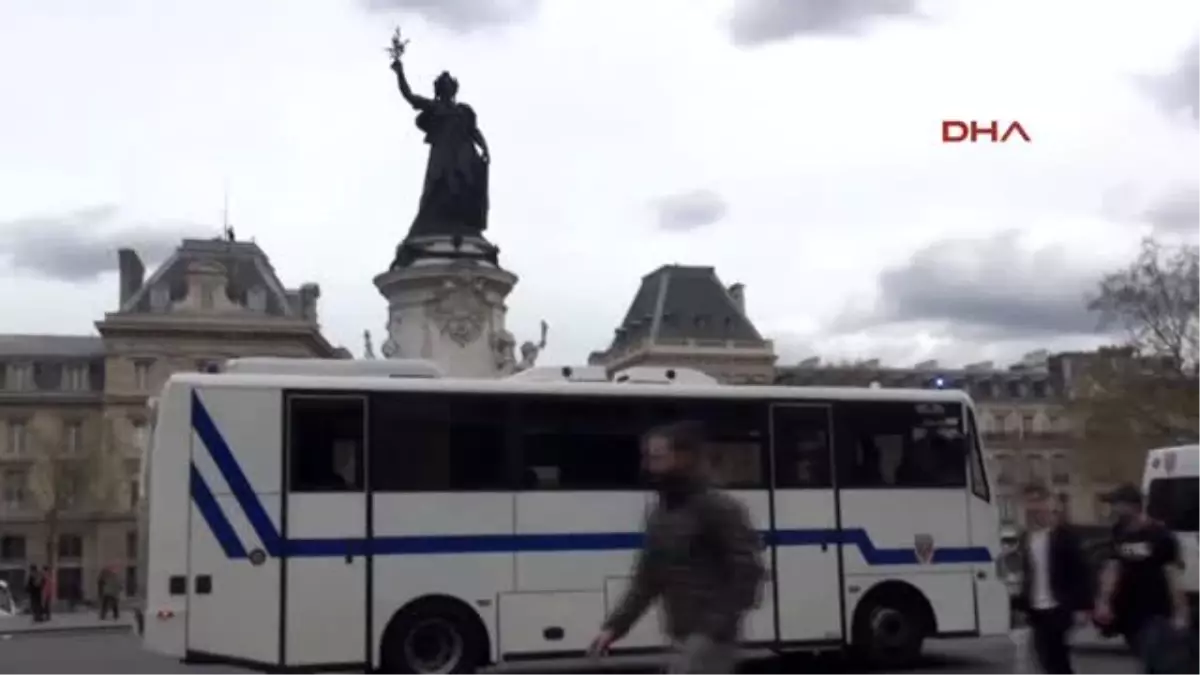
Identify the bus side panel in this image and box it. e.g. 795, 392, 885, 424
186, 387, 282, 666
510, 492, 647, 654
839, 490, 977, 635
371, 492, 515, 667
727, 490, 776, 643
144, 383, 193, 658
969, 496, 1009, 636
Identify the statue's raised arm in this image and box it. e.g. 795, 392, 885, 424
387, 28, 432, 111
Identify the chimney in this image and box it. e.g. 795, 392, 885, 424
728, 283, 745, 313
118, 249, 145, 307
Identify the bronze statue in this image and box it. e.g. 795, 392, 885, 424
388, 28, 491, 241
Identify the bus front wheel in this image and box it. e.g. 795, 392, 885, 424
850, 587, 930, 669
379, 598, 488, 674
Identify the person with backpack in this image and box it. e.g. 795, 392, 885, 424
587, 421, 766, 673
1094, 484, 1193, 673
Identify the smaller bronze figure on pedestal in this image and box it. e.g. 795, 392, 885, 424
388, 27, 491, 243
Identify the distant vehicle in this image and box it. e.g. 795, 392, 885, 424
0, 580, 18, 617
140, 361, 1008, 673
1142, 444, 1199, 625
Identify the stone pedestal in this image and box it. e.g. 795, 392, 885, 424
373, 235, 519, 378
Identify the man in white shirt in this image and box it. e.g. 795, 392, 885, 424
1017, 482, 1092, 674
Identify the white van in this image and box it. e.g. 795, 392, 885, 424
1142, 444, 1199, 620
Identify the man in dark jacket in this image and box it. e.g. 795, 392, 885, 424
1015, 482, 1092, 674
1095, 484, 1192, 673
588, 421, 765, 674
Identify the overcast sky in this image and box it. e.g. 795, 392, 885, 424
0, 0, 1196, 368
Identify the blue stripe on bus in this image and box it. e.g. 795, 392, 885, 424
188, 391, 993, 566
190, 464, 249, 559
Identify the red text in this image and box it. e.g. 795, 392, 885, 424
942, 120, 1031, 143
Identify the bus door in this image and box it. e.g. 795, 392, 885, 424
282, 394, 370, 668
769, 403, 845, 643
834, 401, 978, 636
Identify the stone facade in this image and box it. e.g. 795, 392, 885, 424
0, 237, 342, 607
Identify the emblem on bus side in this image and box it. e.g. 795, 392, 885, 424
914, 534, 935, 565
249, 549, 267, 566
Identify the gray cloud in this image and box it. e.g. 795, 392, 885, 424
362, 0, 539, 33
1139, 40, 1199, 125
652, 189, 729, 232
835, 229, 1108, 339
0, 205, 203, 283
729, 0, 922, 47
1145, 186, 1199, 236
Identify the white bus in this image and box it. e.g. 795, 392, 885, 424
139, 362, 1009, 672
1142, 444, 1199, 621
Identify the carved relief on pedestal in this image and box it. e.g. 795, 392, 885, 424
425, 267, 490, 347
491, 328, 518, 374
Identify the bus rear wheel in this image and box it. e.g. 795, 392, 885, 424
379, 599, 487, 674
851, 594, 927, 669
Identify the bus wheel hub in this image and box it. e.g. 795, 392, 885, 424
403, 618, 463, 673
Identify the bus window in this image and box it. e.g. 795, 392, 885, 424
835, 401, 967, 489
287, 396, 365, 492
518, 398, 644, 490
369, 393, 509, 492
967, 409, 990, 502
770, 406, 832, 489
645, 400, 767, 489
1147, 477, 1199, 532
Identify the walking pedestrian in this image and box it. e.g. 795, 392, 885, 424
24, 565, 43, 623
98, 566, 123, 620
1014, 482, 1092, 674
1094, 484, 1193, 674
40, 566, 53, 621
587, 421, 765, 674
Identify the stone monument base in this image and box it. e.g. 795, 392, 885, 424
374, 234, 519, 378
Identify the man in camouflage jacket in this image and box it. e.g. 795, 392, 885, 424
589, 421, 766, 673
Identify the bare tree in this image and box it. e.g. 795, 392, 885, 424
26, 419, 126, 605
1074, 238, 1200, 481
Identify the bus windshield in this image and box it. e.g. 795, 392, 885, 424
1147, 476, 1199, 533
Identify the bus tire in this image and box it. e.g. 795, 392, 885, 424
850, 582, 932, 669
378, 597, 488, 674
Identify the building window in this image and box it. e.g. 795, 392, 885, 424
0, 535, 25, 562
1026, 454, 1045, 483
128, 468, 140, 509
55, 566, 83, 604
996, 455, 1014, 485
64, 421, 82, 455
126, 531, 138, 559
133, 360, 152, 391
1050, 453, 1070, 485
131, 419, 148, 453
59, 469, 83, 510
5, 421, 28, 456
999, 495, 1017, 523
1032, 380, 1047, 398
65, 365, 89, 391
1094, 496, 1112, 523
57, 534, 83, 560
125, 565, 138, 597
1007, 380, 1022, 398
1, 469, 26, 510
1057, 492, 1071, 520
8, 364, 32, 390
1021, 413, 1036, 436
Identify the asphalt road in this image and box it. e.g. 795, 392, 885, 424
0, 631, 1139, 674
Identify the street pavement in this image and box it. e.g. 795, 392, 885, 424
0, 626, 1139, 674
